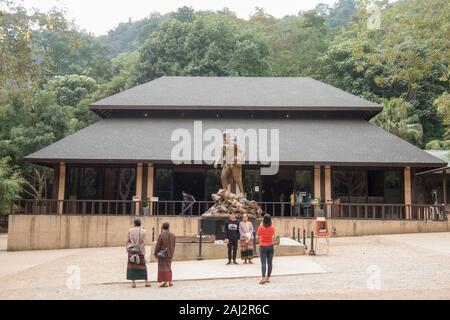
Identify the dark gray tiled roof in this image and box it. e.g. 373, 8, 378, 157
25, 118, 445, 167
91, 77, 381, 111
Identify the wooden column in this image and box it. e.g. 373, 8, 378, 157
135, 163, 143, 216
147, 163, 154, 215
314, 165, 321, 200
324, 166, 332, 202
52, 163, 60, 200
57, 163, 66, 214
404, 166, 412, 219
324, 166, 332, 218
443, 169, 447, 205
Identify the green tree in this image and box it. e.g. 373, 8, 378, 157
372, 98, 424, 144
36, 26, 113, 81
249, 7, 277, 25
316, 0, 449, 145
425, 92, 450, 150
0, 89, 71, 166
46, 74, 97, 107
172, 6, 195, 23
0, 157, 25, 215
425, 140, 450, 150
0, 1, 40, 87
265, 10, 331, 76
325, 0, 357, 29
433, 92, 450, 141
135, 13, 269, 83
99, 12, 166, 56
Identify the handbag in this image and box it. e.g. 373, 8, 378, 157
129, 254, 141, 264
127, 229, 141, 255
157, 248, 168, 258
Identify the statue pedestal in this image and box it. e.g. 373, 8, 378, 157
201, 189, 263, 240
199, 217, 259, 241
199, 218, 227, 240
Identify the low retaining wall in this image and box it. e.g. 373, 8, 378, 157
7, 215, 199, 251
274, 218, 450, 238
7, 215, 450, 251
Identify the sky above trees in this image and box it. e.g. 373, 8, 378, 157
20, 0, 337, 35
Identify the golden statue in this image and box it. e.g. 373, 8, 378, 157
214, 131, 245, 195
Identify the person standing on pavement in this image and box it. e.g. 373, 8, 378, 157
126, 219, 150, 288
181, 191, 195, 216
239, 213, 254, 264
224, 212, 240, 265
257, 214, 276, 285
154, 222, 176, 288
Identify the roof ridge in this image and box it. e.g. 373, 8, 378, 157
90, 76, 382, 118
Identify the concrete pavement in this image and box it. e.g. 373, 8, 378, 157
0, 246, 325, 290
1, 232, 450, 299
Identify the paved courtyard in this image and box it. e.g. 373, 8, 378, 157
1, 232, 450, 299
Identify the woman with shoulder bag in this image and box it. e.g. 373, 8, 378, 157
126, 219, 150, 288
154, 222, 176, 287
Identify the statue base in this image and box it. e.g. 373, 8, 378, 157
200, 189, 264, 240
202, 189, 263, 220
199, 217, 259, 241
199, 217, 227, 241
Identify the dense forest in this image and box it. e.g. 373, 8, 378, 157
0, 0, 449, 213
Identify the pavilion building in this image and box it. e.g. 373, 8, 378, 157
22, 77, 448, 219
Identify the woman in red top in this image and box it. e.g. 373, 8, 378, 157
257, 214, 275, 284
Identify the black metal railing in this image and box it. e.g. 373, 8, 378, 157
324, 203, 447, 221
9, 199, 215, 216
9, 199, 448, 221
151, 200, 214, 216
0, 214, 8, 231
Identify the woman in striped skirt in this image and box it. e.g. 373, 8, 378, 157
126, 219, 150, 288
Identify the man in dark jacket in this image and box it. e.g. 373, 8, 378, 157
224, 212, 240, 265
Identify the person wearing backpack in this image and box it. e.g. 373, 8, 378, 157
126, 219, 150, 288
154, 222, 176, 287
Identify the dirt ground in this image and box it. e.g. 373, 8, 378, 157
1, 232, 450, 300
